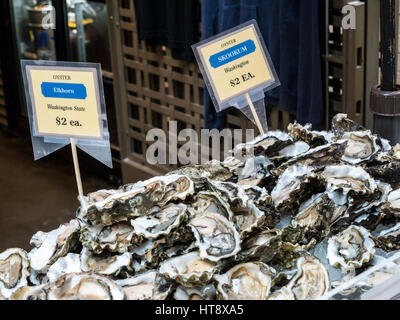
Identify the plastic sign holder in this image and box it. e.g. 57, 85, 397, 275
192, 20, 280, 134
21, 60, 112, 197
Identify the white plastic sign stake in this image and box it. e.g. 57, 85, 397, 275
21, 60, 113, 197
192, 20, 280, 133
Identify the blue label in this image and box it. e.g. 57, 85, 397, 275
209, 39, 256, 69
41, 82, 87, 99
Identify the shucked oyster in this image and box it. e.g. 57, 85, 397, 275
327, 225, 375, 270
271, 165, 323, 214
116, 271, 173, 300
46, 273, 125, 300
159, 251, 218, 286
322, 165, 378, 211
78, 175, 194, 225
80, 221, 136, 254
340, 131, 380, 164
174, 284, 216, 300
269, 256, 330, 300
130, 203, 188, 239
188, 192, 233, 220
80, 248, 132, 276
188, 212, 241, 262
28, 219, 80, 273
215, 262, 275, 300
0, 248, 30, 298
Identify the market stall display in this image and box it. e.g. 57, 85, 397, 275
2, 113, 400, 300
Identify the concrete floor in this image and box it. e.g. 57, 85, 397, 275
0, 130, 115, 252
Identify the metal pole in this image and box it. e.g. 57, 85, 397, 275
380, 0, 397, 91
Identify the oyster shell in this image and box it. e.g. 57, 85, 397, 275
288, 256, 330, 300
373, 223, 400, 251
130, 203, 188, 239
188, 212, 241, 262
234, 131, 293, 157
0, 248, 30, 298
327, 225, 375, 270
287, 122, 328, 148
28, 219, 80, 273
47, 253, 81, 282
159, 251, 217, 286
272, 256, 330, 300
271, 165, 323, 214
381, 188, 400, 217
331, 113, 365, 136
174, 284, 216, 300
275, 142, 347, 175
340, 131, 380, 164
215, 262, 275, 300
237, 229, 282, 263
322, 165, 378, 210
168, 160, 232, 182
80, 248, 132, 276
78, 175, 194, 225
116, 271, 173, 300
80, 221, 136, 254
46, 273, 125, 300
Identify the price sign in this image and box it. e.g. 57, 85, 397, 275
21, 60, 112, 197
25, 65, 103, 139
192, 20, 279, 113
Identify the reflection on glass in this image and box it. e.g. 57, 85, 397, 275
13, 0, 56, 61
67, 0, 112, 72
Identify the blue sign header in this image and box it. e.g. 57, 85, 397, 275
209, 39, 256, 69
41, 82, 87, 99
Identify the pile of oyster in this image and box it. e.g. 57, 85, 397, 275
2, 114, 400, 300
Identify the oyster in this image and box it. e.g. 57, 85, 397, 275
373, 223, 400, 251
275, 142, 347, 175
116, 271, 173, 300
322, 165, 378, 210
9, 285, 47, 300
78, 175, 194, 225
327, 226, 375, 270
286, 193, 334, 244
271, 256, 330, 300
0, 248, 30, 298
28, 219, 80, 273
340, 131, 380, 164
46, 273, 125, 300
130, 203, 188, 239
174, 284, 216, 300
168, 160, 232, 182
331, 113, 365, 136
381, 188, 400, 217
47, 253, 81, 282
159, 251, 217, 286
80, 221, 136, 254
188, 212, 241, 262
215, 262, 275, 300
80, 248, 132, 276
287, 122, 328, 148
188, 192, 233, 220
208, 182, 266, 237
237, 229, 282, 263
271, 165, 323, 214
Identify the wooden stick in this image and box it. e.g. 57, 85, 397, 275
70, 138, 84, 197
245, 93, 265, 135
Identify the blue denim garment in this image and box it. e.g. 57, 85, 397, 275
201, 0, 325, 129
